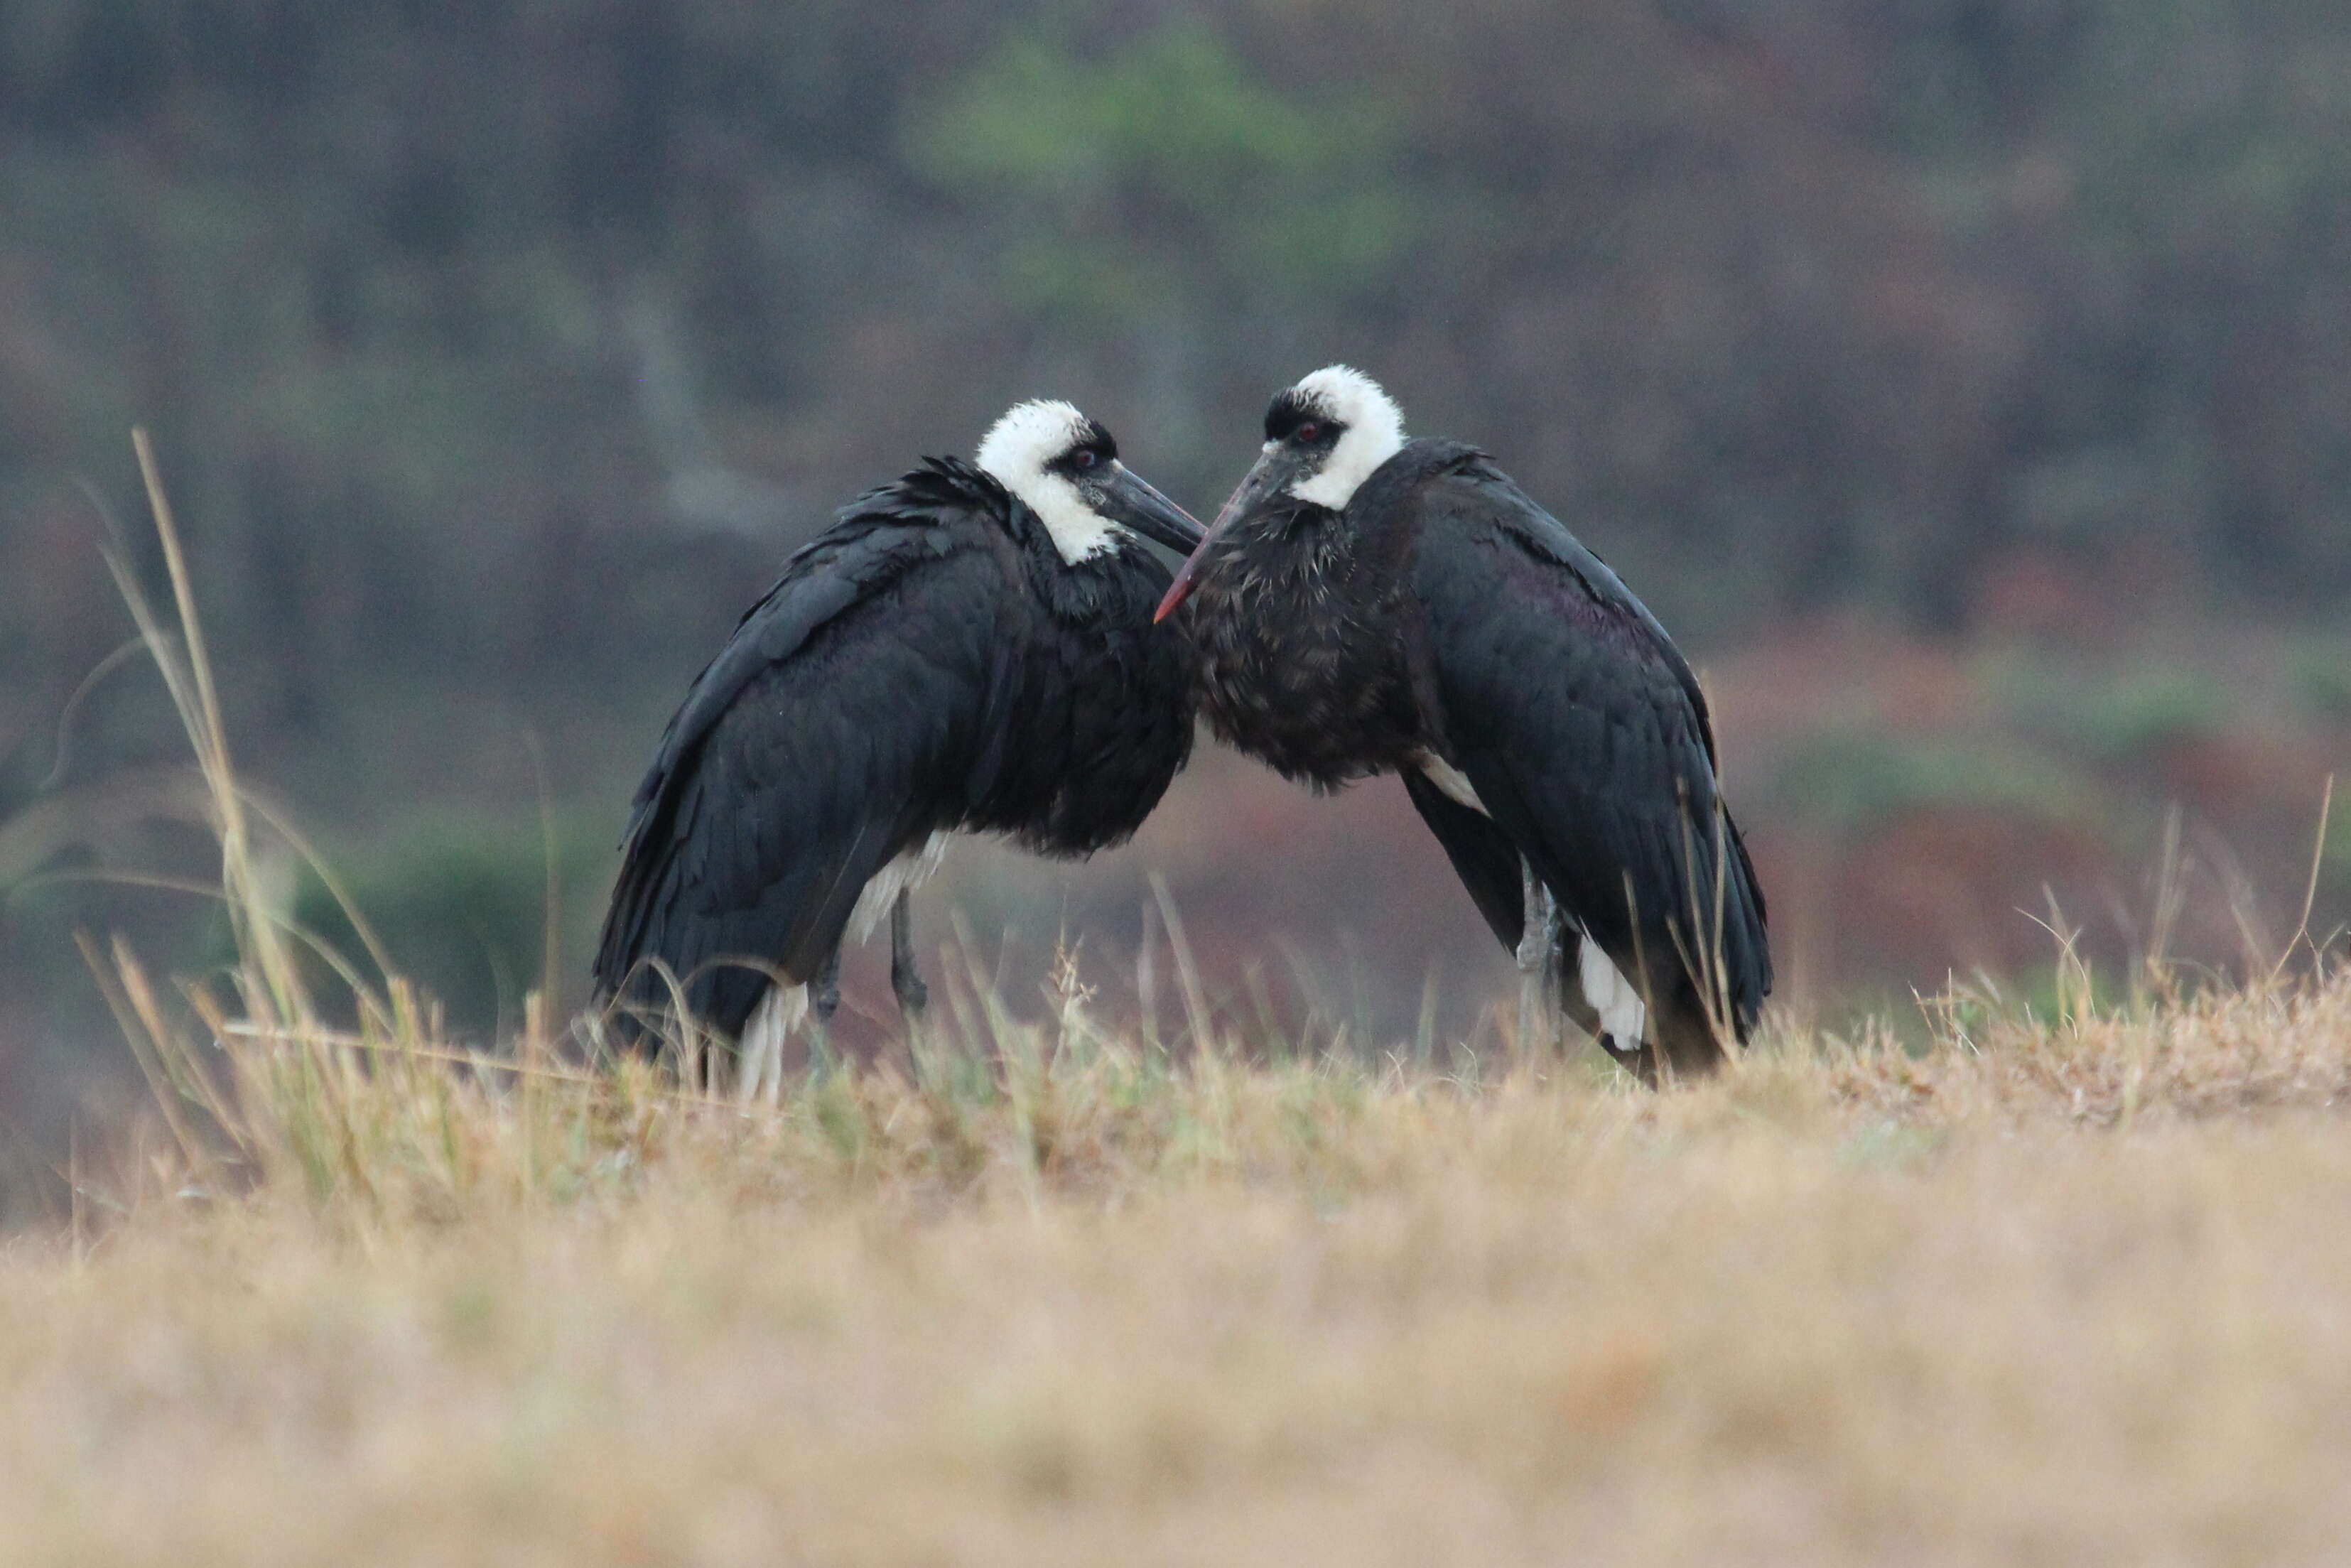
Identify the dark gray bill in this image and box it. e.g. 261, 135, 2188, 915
1086, 463, 1205, 556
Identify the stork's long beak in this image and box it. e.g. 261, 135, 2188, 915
1088, 463, 1206, 557
1154, 444, 1298, 623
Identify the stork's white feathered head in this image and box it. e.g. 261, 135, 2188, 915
1154, 365, 1408, 620
975, 400, 1203, 564
1270, 366, 1407, 511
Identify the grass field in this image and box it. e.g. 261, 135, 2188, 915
9, 961, 2351, 1567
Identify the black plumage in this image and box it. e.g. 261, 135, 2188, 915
594, 409, 1199, 1086
1160, 368, 1769, 1079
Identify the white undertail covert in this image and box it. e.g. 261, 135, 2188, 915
849, 831, 948, 943
736, 979, 806, 1106
1288, 364, 1407, 512
976, 399, 1115, 563
1579, 936, 1649, 1047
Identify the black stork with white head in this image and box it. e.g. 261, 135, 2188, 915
1157, 367, 1769, 1080
593, 402, 1201, 1098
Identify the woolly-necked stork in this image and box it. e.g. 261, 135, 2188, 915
1156, 367, 1768, 1079
594, 402, 1201, 1097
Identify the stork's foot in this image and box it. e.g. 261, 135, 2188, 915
1599, 1036, 1660, 1088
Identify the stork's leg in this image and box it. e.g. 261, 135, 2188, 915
890, 887, 929, 1022
806, 943, 843, 1078
1515, 860, 1564, 1058
811, 945, 843, 1022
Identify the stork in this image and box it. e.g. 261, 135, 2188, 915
594, 402, 1201, 1098
1157, 367, 1768, 1080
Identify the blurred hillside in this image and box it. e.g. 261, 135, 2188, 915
5, 2, 2351, 1130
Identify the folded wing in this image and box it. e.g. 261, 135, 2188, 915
1407, 463, 1771, 1053
593, 504, 1020, 1037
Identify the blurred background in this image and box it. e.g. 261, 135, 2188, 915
4, 0, 2350, 1159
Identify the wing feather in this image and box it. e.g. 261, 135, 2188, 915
593, 497, 1020, 1038
1407, 465, 1770, 1045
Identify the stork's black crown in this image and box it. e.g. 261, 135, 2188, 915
1265, 391, 1343, 447
1047, 418, 1118, 475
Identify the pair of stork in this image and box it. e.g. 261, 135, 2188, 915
592, 368, 1771, 1090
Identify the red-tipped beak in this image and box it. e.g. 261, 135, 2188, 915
1154, 448, 1292, 622
1154, 542, 1216, 622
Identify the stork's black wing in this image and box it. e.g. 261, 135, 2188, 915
1406, 460, 1770, 1049
593, 470, 1024, 1038
1400, 767, 1527, 953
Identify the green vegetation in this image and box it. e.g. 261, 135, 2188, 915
269, 817, 611, 1039
912, 23, 1409, 315
1768, 728, 2091, 834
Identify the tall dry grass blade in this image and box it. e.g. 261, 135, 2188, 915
2271, 774, 2335, 988
1149, 872, 1215, 1056
36, 634, 148, 791
131, 432, 226, 786
234, 792, 401, 1015
73, 931, 215, 1184
1662, 786, 1740, 1069
107, 431, 308, 1029
212, 1022, 613, 1088
1135, 899, 1162, 1054
178, 985, 260, 1152
1414, 968, 1440, 1070
524, 728, 563, 1026
2142, 804, 2188, 997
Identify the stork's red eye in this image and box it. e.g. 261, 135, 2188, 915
1072, 449, 1098, 470
1295, 421, 1322, 443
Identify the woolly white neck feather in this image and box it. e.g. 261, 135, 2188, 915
1289, 364, 1406, 512
975, 399, 1116, 563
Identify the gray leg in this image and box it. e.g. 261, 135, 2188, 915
890, 888, 929, 1020
1515, 860, 1563, 1057
811, 945, 843, 1024
807, 943, 843, 1074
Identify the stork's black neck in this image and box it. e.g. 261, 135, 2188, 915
1175, 486, 1428, 791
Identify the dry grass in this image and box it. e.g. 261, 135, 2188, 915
13, 440, 2351, 1565
11, 980, 2351, 1567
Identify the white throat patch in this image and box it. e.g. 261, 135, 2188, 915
1287, 364, 1406, 512
975, 399, 1116, 563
